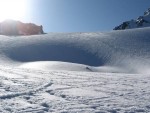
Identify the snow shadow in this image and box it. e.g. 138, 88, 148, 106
5, 43, 103, 66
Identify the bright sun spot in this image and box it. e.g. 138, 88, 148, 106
0, 0, 27, 22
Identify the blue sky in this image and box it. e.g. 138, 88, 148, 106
25, 0, 150, 32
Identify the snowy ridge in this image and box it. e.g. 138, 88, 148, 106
114, 8, 150, 30
0, 27, 149, 73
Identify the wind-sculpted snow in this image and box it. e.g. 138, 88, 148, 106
6, 43, 102, 66
0, 27, 149, 73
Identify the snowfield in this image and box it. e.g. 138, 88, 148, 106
1, 67, 150, 113
0, 27, 150, 112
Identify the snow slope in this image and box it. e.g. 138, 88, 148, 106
0, 27, 150, 74
0, 27, 150, 112
0, 67, 150, 113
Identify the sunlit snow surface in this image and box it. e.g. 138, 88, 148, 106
0, 27, 150, 112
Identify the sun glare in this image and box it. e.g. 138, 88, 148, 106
0, 0, 27, 22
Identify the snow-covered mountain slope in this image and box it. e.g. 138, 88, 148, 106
114, 8, 150, 30
0, 27, 150, 73
0, 27, 150, 112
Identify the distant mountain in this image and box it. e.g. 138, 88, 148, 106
0, 19, 44, 35
114, 8, 150, 30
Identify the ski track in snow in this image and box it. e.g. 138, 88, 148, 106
0, 66, 150, 113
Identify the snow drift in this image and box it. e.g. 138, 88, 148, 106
0, 27, 150, 73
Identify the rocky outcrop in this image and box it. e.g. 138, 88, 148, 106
0, 20, 44, 35
114, 8, 150, 30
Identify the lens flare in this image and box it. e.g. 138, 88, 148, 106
0, 0, 28, 21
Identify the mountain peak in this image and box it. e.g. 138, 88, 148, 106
114, 8, 150, 30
